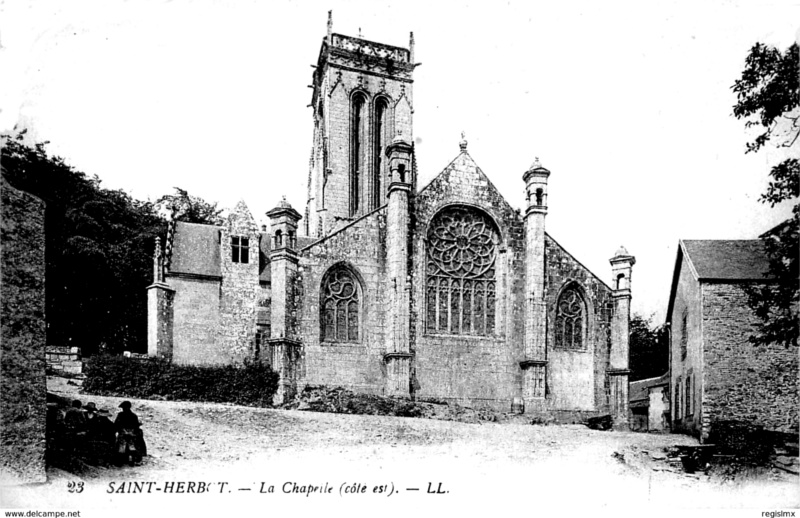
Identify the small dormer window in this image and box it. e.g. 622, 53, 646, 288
232, 236, 249, 263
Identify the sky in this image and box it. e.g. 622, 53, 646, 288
1, 0, 798, 323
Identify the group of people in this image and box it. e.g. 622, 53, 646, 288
51, 399, 146, 466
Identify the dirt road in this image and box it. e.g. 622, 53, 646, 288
2, 378, 797, 516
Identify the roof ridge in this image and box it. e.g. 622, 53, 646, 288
175, 220, 223, 229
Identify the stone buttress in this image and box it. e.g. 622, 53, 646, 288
383, 135, 414, 396
267, 198, 303, 404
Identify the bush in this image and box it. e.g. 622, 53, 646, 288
708, 420, 774, 465
82, 355, 279, 407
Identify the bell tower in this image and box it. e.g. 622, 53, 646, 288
306, 12, 417, 237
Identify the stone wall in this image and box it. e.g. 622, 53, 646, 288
648, 385, 670, 432
297, 208, 388, 393
147, 283, 174, 359
544, 236, 614, 412
411, 152, 525, 410
218, 202, 260, 363
308, 41, 414, 236
669, 257, 702, 435
702, 282, 798, 436
170, 276, 223, 365
45, 346, 82, 375
0, 179, 47, 484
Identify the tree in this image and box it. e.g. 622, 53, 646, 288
156, 187, 224, 225
1, 132, 164, 354
2, 133, 226, 354
732, 42, 799, 347
628, 314, 669, 382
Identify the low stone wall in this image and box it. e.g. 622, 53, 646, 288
123, 351, 149, 360
46, 346, 83, 375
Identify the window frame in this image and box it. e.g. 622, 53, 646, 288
424, 205, 499, 337
680, 308, 688, 361
320, 264, 363, 344
685, 371, 693, 417
554, 283, 588, 351
231, 235, 250, 264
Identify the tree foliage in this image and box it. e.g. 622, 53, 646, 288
629, 314, 669, 382
732, 43, 799, 154
732, 42, 799, 347
156, 187, 224, 225
1, 132, 221, 354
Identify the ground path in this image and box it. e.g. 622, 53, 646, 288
2, 378, 797, 516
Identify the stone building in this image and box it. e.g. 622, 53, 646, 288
149, 15, 636, 423
666, 239, 798, 440
1, 177, 47, 484
629, 373, 670, 432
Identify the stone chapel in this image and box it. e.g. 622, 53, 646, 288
147, 14, 636, 425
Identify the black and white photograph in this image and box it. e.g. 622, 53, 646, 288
1, 1, 798, 516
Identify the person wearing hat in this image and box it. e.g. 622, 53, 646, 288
63, 399, 87, 453
114, 401, 143, 465
83, 402, 114, 464
64, 399, 86, 432
84, 402, 98, 417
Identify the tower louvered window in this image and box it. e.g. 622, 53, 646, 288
425, 206, 498, 336
350, 93, 367, 217
555, 286, 585, 349
321, 266, 361, 342
371, 97, 389, 210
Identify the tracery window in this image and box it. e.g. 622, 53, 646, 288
321, 265, 361, 342
425, 206, 498, 336
555, 286, 585, 349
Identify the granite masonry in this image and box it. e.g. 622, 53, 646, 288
148, 15, 636, 424
45, 346, 82, 375
1, 178, 47, 484
667, 239, 798, 440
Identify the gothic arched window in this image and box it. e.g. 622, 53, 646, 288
425, 206, 498, 336
321, 265, 361, 343
371, 97, 389, 210
350, 92, 367, 217
555, 285, 585, 349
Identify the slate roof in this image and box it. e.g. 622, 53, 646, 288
169, 222, 222, 278
665, 239, 776, 323
259, 231, 270, 283
169, 222, 310, 282
629, 373, 669, 403
682, 239, 773, 281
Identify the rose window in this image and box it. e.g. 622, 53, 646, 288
425, 206, 498, 335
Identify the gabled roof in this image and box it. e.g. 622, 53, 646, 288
259, 232, 270, 283
169, 221, 222, 278
169, 220, 310, 283
417, 148, 518, 218
682, 240, 772, 281
545, 233, 612, 291
629, 373, 670, 402
665, 239, 774, 322
258, 232, 316, 283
